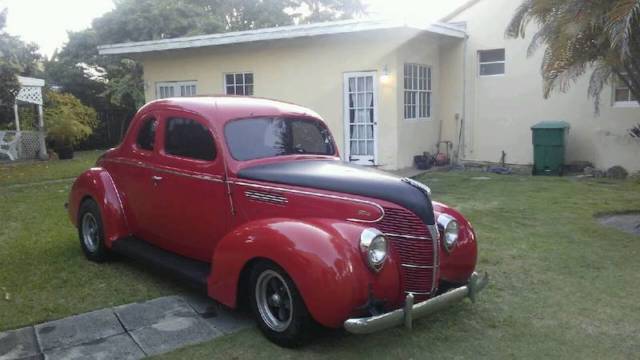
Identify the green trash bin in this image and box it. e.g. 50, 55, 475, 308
531, 121, 570, 176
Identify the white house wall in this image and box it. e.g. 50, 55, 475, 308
138, 30, 438, 170
445, 0, 640, 172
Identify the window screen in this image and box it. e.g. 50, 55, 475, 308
225, 73, 254, 95
165, 117, 216, 161
136, 118, 157, 151
479, 49, 506, 76
614, 77, 638, 103
404, 63, 432, 119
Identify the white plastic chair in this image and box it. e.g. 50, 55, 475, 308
0, 131, 20, 161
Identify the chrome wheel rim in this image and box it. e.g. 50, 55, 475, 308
256, 270, 293, 332
81, 212, 99, 253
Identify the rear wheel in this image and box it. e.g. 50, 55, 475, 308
250, 261, 314, 347
78, 199, 109, 262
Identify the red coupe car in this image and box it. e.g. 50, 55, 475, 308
68, 97, 488, 347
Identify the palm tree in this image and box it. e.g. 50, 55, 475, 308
506, 0, 640, 113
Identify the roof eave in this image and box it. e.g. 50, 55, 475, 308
98, 20, 466, 56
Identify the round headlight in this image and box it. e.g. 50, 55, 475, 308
438, 214, 459, 252
360, 228, 388, 272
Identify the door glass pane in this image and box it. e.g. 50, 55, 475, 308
359, 140, 366, 155
349, 78, 356, 92
366, 77, 373, 91
351, 140, 358, 154
367, 140, 374, 155
357, 77, 364, 92
357, 93, 365, 108
349, 109, 355, 123
366, 125, 373, 138
366, 93, 373, 108
349, 94, 356, 108
136, 118, 157, 151
165, 117, 216, 161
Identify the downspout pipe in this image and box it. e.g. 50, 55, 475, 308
456, 32, 469, 165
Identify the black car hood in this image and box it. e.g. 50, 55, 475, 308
237, 160, 435, 225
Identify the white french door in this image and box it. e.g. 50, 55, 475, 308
343, 72, 378, 166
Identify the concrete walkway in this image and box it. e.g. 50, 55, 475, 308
0, 294, 254, 360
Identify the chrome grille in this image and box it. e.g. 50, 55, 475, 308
377, 207, 438, 301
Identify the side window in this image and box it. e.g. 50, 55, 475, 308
165, 117, 216, 161
478, 49, 506, 76
136, 118, 157, 151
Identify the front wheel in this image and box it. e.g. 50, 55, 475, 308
78, 199, 110, 262
250, 261, 315, 347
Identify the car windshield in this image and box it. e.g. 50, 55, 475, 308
225, 117, 335, 161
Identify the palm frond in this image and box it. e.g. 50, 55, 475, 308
607, 0, 640, 58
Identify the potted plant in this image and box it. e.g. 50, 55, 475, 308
44, 91, 97, 159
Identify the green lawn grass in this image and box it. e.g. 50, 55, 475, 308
0, 150, 104, 186
0, 151, 179, 330
1, 154, 639, 359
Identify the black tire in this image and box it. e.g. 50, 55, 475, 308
249, 260, 315, 347
77, 199, 109, 262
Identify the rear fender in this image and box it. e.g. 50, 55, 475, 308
68, 168, 129, 247
208, 218, 401, 328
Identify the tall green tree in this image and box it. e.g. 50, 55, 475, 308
0, 8, 41, 107
506, 0, 640, 112
0, 8, 42, 127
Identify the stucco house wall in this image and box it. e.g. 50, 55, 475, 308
443, 0, 640, 171
137, 29, 449, 170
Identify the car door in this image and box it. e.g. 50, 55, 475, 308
108, 114, 162, 243
149, 111, 229, 261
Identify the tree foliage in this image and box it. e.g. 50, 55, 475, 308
506, 0, 640, 112
0, 8, 41, 106
44, 91, 97, 146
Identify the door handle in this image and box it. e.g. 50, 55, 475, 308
152, 175, 163, 185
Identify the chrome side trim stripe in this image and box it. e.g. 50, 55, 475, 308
104, 158, 224, 183
231, 180, 386, 223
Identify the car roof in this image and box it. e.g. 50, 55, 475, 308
138, 96, 322, 124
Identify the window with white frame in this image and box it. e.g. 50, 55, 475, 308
224, 72, 253, 95
479, 49, 505, 76
404, 63, 432, 119
614, 77, 638, 106
156, 81, 197, 99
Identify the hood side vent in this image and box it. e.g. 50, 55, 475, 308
245, 190, 288, 205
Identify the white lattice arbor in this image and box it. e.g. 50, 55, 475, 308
4, 76, 48, 160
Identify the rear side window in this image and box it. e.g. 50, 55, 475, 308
165, 117, 216, 161
136, 118, 157, 151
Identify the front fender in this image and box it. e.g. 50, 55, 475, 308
209, 218, 401, 328
68, 168, 129, 247
433, 202, 478, 284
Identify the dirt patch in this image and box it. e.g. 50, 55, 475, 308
597, 213, 640, 236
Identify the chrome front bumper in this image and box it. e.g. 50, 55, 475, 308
344, 272, 489, 334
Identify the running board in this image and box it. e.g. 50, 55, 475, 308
111, 237, 210, 292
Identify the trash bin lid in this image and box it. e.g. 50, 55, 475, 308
531, 121, 570, 130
